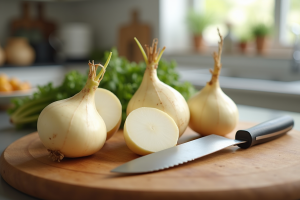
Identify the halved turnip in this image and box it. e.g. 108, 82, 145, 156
95, 88, 122, 140
124, 107, 179, 155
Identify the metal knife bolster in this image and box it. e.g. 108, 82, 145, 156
235, 115, 294, 149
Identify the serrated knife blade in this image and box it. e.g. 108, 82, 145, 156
111, 116, 294, 174
111, 135, 245, 173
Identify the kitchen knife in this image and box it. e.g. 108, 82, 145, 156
111, 115, 294, 174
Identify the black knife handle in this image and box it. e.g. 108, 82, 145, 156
235, 115, 294, 149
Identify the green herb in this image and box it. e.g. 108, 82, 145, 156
252, 23, 272, 37
8, 48, 196, 129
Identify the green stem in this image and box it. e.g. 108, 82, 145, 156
15, 103, 49, 119
11, 96, 54, 119
96, 52, 112, 81
156, 47, 166, 64
12, 114, 39, 125
134, 37, 148, 64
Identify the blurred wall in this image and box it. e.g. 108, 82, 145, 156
159, 0, 191, 52
0, 0, 160, 50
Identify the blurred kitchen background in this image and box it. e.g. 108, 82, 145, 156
0, 0, 300, 112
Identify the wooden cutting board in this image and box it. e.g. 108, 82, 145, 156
1, 122, 300, 200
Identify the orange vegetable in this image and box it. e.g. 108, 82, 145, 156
16, 81, 31, 91
0, 74, 9, 84
0, 82, 13, 92
0, 74, 31, 92
9, 77, 20, 90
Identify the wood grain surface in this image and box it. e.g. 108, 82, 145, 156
1, 122, 300, 200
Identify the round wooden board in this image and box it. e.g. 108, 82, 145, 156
1, 122, 300, 200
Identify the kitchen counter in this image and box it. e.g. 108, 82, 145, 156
0, 105, 300, 200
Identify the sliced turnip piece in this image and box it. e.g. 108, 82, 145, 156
124, 107, 179, 155
95, 88, 122, 140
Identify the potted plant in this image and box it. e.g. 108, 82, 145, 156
186, 11, 212, 52
251, 23, 272, 55
237, 35, 251, 54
